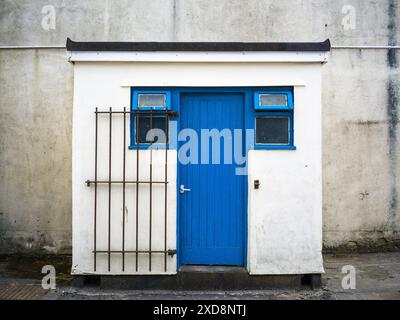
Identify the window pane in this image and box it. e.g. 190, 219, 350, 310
256, 117, 289, 144
136, 115, 167, 144
259, 94, 288, 107
137, 94, 166, 107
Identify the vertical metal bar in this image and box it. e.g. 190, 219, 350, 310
135, 112, 139, 272
108, 107, 112, 272
122, 107, 126, 272
93, 107, 98, 272
149, 111, 153, 272
164, 113, 169, 272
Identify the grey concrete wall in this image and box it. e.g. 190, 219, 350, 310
0, 0, 399, 253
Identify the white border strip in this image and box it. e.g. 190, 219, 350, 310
0, 45, 65, 49
332, 45, 400, 49
1, 45, 399, 50
67, 51, 330, 63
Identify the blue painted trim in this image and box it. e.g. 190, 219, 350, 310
132, 90, 171, 110
128, 145, 169, 150
175, 90, 182, 270
243, 91, 252, 270
254, 145, 297, 150
253, 111, 295, 149
254, 88, 293, 111
128, 86, 296, 271
129, 88, 175, 149
177, 89, 248, 268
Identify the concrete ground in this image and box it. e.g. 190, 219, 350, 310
0, 252, 399, 300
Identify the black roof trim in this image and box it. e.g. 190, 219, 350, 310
66, 38, 330, 52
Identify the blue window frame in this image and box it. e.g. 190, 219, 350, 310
254, 90, 293, 111
132, 90, 171, 110
129, 87, 295, 150
252, 88, 295, 150
129, 89, 172, 149
127, 86, 295, 269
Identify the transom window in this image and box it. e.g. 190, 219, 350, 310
259, 93, 288, 108
138, 94, 166, 108
133, 91, 171, 110
254, 90, 293, 111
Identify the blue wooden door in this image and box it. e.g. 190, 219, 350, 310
179, 92, 245, 266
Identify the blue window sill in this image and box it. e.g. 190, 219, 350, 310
253, 145, 297, 150
254, 106, 293, 111
128, 145, 170, 150
129, 145, 295, 150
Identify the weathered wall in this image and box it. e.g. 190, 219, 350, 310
0, 0, 399, 253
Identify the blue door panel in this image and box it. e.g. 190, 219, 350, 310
179, 93, 245, 266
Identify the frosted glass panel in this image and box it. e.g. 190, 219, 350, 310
259, 94, 288, 107
138, 94, 166, 107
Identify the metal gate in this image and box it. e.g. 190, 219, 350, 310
85, 108, 177, 273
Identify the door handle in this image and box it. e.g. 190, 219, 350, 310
180, 184, 191, 194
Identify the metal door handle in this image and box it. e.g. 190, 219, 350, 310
180, 184, 191, 194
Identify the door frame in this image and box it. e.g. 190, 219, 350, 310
175, 87, 252, 270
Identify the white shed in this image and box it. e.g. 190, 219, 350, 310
67, 39, 330, 287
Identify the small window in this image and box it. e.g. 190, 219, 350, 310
132, 91, 171, 110
254, 91, 293, 111
138, 94, 166, 108
259, 94, 287, 107
253, 88, 294, 149
130, 90, 171, 149
255, 116, 290, 145
135, 114, 168, 144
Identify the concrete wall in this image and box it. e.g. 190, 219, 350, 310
0, 0, 399, 254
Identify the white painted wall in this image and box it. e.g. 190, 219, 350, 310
72, 59, 324, 275
248, 84, 324, 275
72, 64, 177, 275
68, 50, 329, 63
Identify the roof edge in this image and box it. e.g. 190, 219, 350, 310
66, 38, 331, 52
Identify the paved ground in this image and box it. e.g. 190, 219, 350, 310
0, 252, 399, 300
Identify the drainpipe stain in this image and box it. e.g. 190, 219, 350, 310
386, 0, 399, 227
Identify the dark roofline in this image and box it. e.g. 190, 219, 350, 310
66, 38, 330, 52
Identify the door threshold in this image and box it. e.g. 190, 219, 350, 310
179, 265, 245, 273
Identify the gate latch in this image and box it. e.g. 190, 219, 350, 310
167, 249, 177, 257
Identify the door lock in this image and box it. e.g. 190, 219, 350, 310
180, 184, 191, 194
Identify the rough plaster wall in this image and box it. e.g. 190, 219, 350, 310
322, 48, 400, 250
0, 49, 73, 253
0, 0, 399, 253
